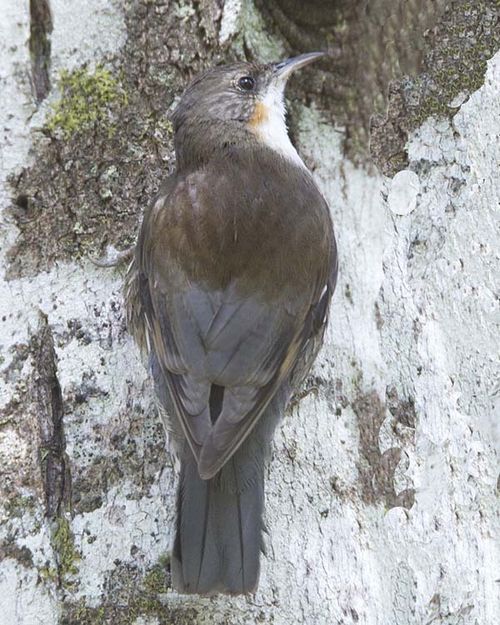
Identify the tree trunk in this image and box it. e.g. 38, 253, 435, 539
0, 1, 498, 623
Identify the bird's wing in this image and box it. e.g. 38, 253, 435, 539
289, 236, 338, 392
136, 169, 334, 479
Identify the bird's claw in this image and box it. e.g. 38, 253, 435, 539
90, 245, 134, 268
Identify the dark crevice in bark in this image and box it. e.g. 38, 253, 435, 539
31, 312, 71, 519
0, 542, 34, 568
30, 313, 78, 590
29, 0, 53, 103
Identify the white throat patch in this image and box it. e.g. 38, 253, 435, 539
249, 84, 306, 169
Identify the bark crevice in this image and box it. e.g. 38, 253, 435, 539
29, 0, 53, 103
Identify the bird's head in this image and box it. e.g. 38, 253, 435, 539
172, 52, 325, 169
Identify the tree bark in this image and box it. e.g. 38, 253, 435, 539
0, 1, 498, 624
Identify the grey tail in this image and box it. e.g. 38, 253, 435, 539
171, 452, 264, 595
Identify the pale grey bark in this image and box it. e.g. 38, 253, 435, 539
0, 1, 498, 624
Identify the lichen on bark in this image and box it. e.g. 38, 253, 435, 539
7, 0, 223, 280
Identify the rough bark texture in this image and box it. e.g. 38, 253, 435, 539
0, 1, 498, 624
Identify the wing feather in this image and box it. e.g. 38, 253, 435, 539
132, 165, 335, 479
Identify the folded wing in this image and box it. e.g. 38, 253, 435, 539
135, 166, 335, 479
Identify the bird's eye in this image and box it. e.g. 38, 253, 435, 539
237, 75, 256, 92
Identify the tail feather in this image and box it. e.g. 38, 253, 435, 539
172, 453, 264, 595
151, 352, 288, 595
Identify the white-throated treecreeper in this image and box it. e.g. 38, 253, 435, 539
125, 53, 338, 595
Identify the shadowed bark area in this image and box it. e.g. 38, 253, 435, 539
256, 0, 447, 155
29, 0, 53, 102
256, 0, 498, 170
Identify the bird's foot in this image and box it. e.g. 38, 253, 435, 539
288, 382, 320, 412
90, 245, 134, 268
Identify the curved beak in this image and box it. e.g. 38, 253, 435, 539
272, 51, 326, 82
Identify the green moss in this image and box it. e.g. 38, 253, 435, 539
66, 601, 105, 625
59, 553, 201, 625
142, 555, 170, 595
4, 494, 36, 518
370, 0, 499, 174
63, 600, 198, 625
132, 554, 171, 617
46, 65, 128, 138
39, 565, 59, 582
52, 516, 80, 583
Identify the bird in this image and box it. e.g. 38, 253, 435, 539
124, 52, 338, 595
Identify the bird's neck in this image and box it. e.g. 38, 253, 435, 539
247, 89, 306, 170
174, 118, 306, 172
173, 119, 247, 171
